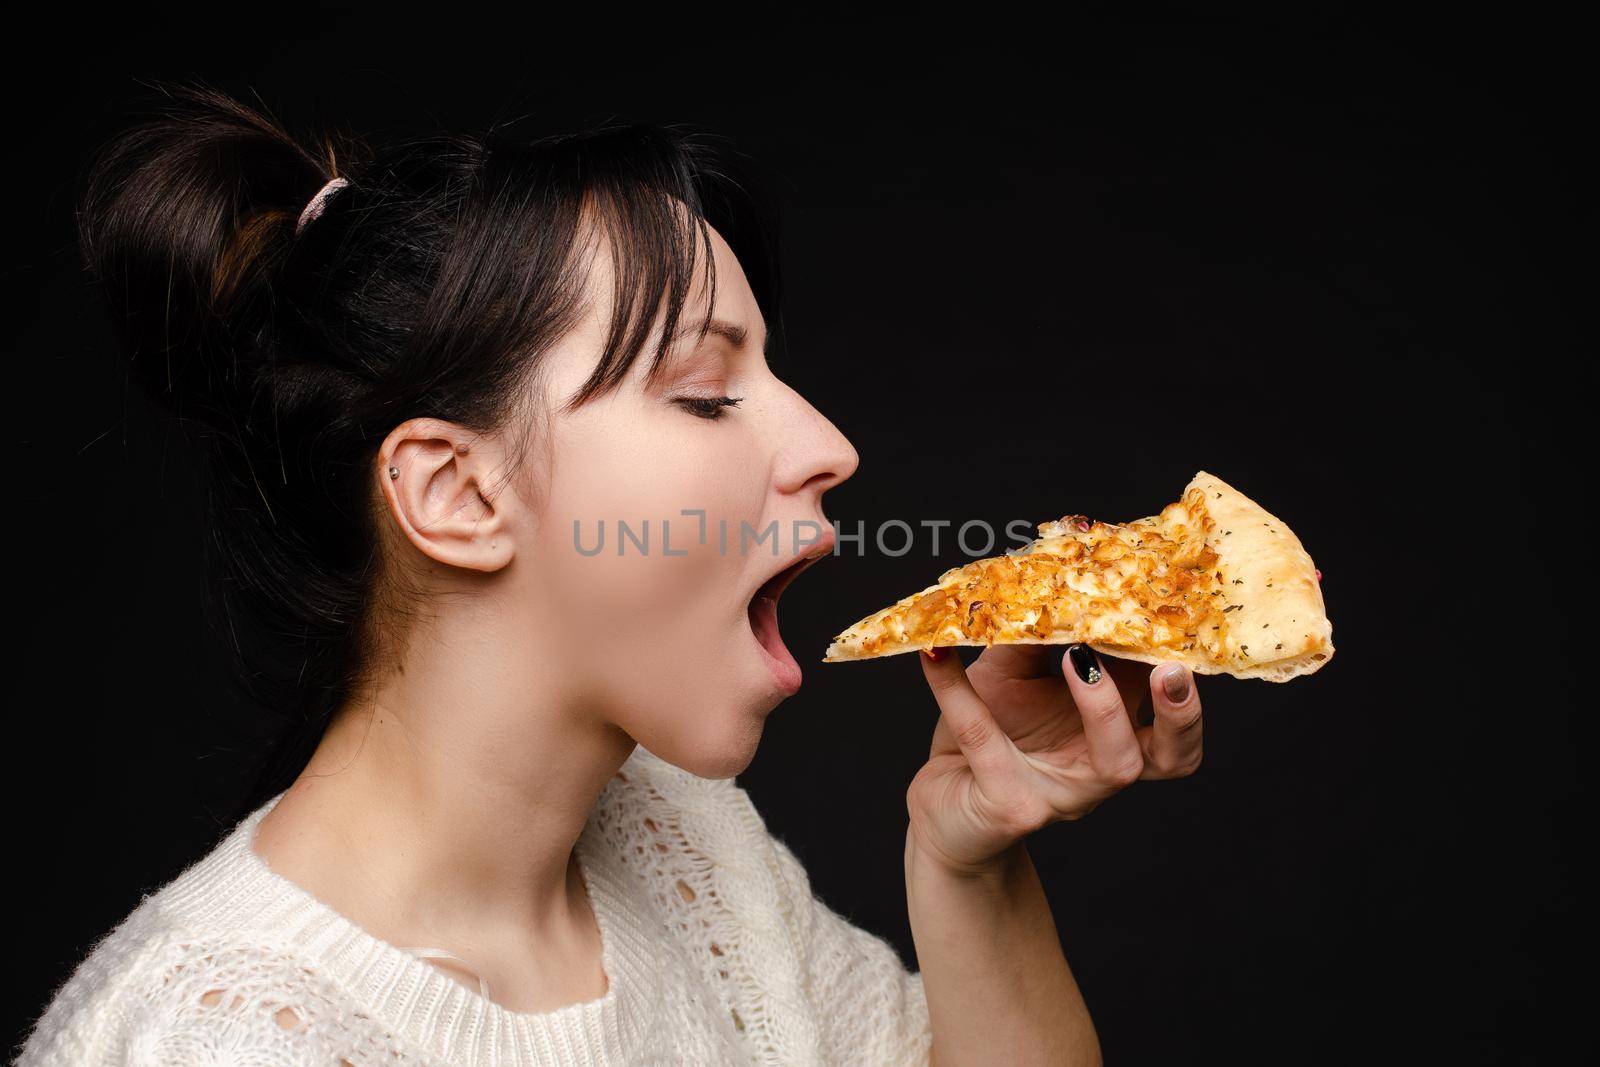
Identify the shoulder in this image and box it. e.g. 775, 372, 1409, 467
16, 903, 425, 1067
15, 888, 177, 1065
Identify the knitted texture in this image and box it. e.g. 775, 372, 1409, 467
14, 744, 931, 1066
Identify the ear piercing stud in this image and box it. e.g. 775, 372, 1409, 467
388, 466, 400, 479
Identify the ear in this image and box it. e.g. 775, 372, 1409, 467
379, 419, 515, 573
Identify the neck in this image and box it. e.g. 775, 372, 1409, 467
249, 605, 637, 997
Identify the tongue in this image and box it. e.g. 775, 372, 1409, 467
749, 593, 802, 692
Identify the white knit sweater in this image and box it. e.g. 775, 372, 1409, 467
15, 744, 931, 1066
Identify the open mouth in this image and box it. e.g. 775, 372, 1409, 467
746, 529, 836, 694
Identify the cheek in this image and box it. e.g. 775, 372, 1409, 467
531, 403, 769, 659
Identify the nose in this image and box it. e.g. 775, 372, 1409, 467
774, 383, 860, 498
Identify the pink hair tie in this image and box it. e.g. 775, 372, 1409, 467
295, 176, 349, 235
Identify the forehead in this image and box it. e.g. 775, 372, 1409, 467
582, 212, 763, 342
535, 212, 767, 408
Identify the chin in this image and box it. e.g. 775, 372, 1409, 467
650, 694, 774, 781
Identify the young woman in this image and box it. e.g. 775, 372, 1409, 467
18, 85, 1204, 1066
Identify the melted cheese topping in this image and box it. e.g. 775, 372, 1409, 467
850, 487, 1236, 658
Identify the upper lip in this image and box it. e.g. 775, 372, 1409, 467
749, 523, 838, 605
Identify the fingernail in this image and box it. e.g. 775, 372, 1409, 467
1161, 664, 1191, 703
1068, 645, 1102, 684
923, 646, 944, 661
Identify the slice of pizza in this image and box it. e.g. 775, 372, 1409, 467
823, 471, 1332, 681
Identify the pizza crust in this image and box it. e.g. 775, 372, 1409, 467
1178, 471, 1332, 680
822, 471, 1333, 682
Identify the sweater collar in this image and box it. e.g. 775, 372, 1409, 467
158, 764, 667, 1066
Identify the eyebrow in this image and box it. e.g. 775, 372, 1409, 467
675, 317, 772, 354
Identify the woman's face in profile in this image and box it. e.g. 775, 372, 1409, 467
512, 221, 858, 778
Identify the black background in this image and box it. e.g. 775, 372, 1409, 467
8, 8, 1585, 1063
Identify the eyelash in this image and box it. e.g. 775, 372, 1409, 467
673, 395, 743, 420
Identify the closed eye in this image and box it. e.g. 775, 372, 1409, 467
673, 395, 743, 420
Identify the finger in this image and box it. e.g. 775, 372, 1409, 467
1140, 664, 1203, 779
919, 647, 1029, 799
1102, 654, 1151, 727
1061, 645, 1144, 788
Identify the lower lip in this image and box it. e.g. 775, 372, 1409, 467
748, 593, 802, 695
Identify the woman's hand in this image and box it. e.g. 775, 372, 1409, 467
907, 643, 1204, 875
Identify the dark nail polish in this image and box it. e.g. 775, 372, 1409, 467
923, 646, 943, 661
1068, 645, 1102, 685
1161, 665, 1191, 703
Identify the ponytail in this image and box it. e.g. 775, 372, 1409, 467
78, 83, 353, 428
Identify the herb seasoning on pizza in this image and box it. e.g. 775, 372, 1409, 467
824, 471, 1333, 681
